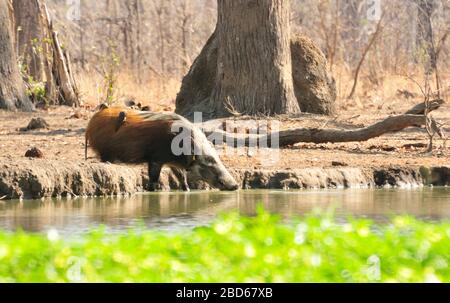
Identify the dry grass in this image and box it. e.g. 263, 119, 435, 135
76, 70, 181, 111
333, 64, 449, 115
1, 65, 448, 170
75, 64, 449, 116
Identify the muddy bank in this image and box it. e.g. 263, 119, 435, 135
0, 160, 448, 200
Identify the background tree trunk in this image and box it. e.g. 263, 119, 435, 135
13, 0, 44, 81
0, 0, 34, 111
176, 0, 336, 120
12, 0, 80, 107
175, 30, 219, 119
211, 0, 299, 117
176, 33, 337, 119
415, 0, 437, 74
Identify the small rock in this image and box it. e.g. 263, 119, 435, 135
382, 146, 396, 152
332, 161, 348, 167
21, 118, 50, 131
124, 99, 136, 108
25, 147, 44, 159
403, 143, 427, 150
369, 145, 397, 152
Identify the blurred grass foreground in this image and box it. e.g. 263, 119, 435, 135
0, 209, 449, 283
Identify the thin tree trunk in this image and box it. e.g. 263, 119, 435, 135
348, 15, 384, 99
416, 0, 437, 74
0, 0, 33, 111
134, 0, 142, 83
330, 0, 340, 74
51, 30, 79, 106
42, 2, 79, 106
79, 20, 86, 69
157, 6, 166, 75
340, 0, 361, 64
179, 0, 191, 73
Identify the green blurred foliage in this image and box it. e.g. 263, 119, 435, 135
0, 209, 449, 283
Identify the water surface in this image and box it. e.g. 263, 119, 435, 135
0, 188, 449, 235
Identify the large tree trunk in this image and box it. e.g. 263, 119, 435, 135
0, 0, 34, 111
12, 0, 80, 107
176, 31, 219, 119
176, 0, 336, 120
210, 0, 299, 117
13, 0, 44, 81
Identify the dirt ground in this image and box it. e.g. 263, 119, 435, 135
0, 98, 449, 171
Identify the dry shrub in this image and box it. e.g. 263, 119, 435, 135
76, 69, 181, 112
333, 64, 449, 114
75, 62, 448, 116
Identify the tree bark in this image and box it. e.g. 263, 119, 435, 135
13, 0, 44, 80
12, 0, 80, 107
348, 15, 384, 99
211, 0, 299, 117
416, 0, 437, 73
0, 0, 33, 111
176, 31, 219, 119
176, 4, 336, 120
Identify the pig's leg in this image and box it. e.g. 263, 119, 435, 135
172, 168, 190, 192
180, 169, 190, 192
148, 162, 162, 192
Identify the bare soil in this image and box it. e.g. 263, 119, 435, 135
1, 101, 448, 171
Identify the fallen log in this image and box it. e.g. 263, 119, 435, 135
405, 99, 444, 115
201, 100, 445, 148
204, 115, 429, 148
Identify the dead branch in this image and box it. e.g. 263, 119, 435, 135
348, 14, 384, 99
202, 100, 444, 148
405, 98, 444, 114
41, 2, 80, 107
204, 115, 429, 148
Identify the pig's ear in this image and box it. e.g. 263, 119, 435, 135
98, 103, 109, 111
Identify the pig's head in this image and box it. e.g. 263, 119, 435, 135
187, 153, 239, 191
173, 118, 239, 191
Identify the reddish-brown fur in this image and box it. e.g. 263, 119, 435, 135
86, 107, 190, 168
86, 106, 239, 191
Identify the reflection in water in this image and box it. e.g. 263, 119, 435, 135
0, 188, 449, 235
